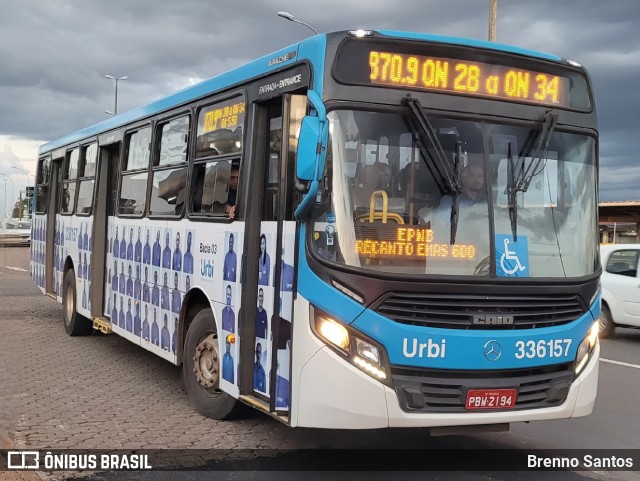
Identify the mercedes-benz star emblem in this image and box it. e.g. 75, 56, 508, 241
483, 339, 502, 361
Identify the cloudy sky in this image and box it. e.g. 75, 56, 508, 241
0, 0, 638, 216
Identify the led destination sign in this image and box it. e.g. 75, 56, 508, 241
202, 100, 245, 133
355, 227, 477, 260
368, 50, 570, 106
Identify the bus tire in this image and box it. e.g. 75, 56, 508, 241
183, 309, 238, 419
62, 269, 93, 336
598, 305, 615, 339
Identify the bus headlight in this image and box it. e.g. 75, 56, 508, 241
317, 316, 350, 351
355, 338, 380, 365
575, 321, 599, 375
312, 306, 390, 385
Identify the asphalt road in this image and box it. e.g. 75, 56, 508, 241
1, 245, 639, 481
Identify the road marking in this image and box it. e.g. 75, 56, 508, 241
601, 358, 640, 370
4, 266, 27, 272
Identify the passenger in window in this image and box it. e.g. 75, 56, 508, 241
430, 160, 486, 226
454, 161, 485, 206
225, 165, 239, 219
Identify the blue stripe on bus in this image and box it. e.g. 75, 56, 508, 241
351, 298, 598, 370
39, 35, 328, 155
296, 225, 366, 323
298, 34, 327, 92
378, 30, 562, 62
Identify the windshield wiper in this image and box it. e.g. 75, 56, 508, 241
402, 96, 461, 195
506, 111, 558, 241
515, 110, 558, 193
450, 141, 462, 244
401, 96, 462, 244
507, 142, 518, 241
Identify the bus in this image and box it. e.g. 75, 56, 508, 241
30, 29, 600, 431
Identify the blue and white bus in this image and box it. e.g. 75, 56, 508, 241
31, 29, 600, 430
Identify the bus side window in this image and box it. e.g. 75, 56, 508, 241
190, 159, 238, 218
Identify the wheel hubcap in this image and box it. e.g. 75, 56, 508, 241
193, 333, 219, 389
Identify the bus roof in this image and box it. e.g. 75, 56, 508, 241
378, 30, 561, 62
39, 30, 564, 156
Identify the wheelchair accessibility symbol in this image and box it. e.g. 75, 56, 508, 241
496, 235, 529, 277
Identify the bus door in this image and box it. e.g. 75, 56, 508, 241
45, 157, 62, 296
93, 140, 121, 320
248, 93, 306, 415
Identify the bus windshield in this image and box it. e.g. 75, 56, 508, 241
311, 109, 598, 278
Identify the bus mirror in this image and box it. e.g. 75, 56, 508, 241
296, 115, 321, 182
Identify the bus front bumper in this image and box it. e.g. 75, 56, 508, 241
294, 342, 599, 429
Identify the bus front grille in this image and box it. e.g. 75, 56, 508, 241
391, 363, 574, 413
374, 293, 587, 329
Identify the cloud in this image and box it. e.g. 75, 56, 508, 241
0, 0, 639, 201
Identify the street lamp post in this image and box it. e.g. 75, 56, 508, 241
12, 166, 30, 219
104, 74, 128, 116
489, 0, 497, 42
0, 172, 15, 222
276, 11, 318, 35
1, 177, 6, 225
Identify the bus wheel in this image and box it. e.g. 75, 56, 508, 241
62, 270, 93, 336
183, 309, 238, 419
598, 305, 615, 339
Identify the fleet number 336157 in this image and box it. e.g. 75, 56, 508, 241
515, 339, 572, 359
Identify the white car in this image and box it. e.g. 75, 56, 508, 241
599, 243, 640, 337
0, 218, 31, 246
